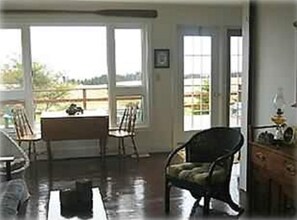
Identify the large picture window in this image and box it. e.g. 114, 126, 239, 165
30, 26, 108, 119
0, 24, 150, 128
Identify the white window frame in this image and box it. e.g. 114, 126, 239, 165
0, 25, 35, 123
0, 20, 151, 129
176, 25, 219, 141
107, 24, 150, 128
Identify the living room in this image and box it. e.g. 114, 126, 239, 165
0, 0, 296, 219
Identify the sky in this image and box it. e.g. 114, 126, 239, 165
0, 26, 142, 80
0, 27, 242, 81
0, 29, 22, 66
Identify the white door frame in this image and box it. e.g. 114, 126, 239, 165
174, 25, 220, 145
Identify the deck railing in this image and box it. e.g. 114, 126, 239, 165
0, 85, 241, 117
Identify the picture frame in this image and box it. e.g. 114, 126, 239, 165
154, 49, 170, 68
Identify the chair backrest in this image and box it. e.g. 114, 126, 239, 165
185, 127, 244, 163
11, 105, 34, 139
118, 104, 138, 133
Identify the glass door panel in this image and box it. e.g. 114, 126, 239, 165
183, 36, 212, 131
229, 34, 243, 128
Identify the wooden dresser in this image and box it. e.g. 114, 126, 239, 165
249, 126, 297, 217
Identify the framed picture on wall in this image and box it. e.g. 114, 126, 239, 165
154, 49, 170, 68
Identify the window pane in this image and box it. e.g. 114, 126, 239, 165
183, 36, 211, 131
30, 26, 108, 120
116, 96, 144, 125
0, 102, 24, 128
229, 36, 243, 127
115, 29, 142, 87
0, 29, 23, 90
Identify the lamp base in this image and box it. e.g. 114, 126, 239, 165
274, 125, 284, 141
271, 115, 286, 126
271, 114, 286, 144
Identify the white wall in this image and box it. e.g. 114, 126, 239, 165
145, 4, 242, 155
294, 3, 297, 120
239, 0, 250, 191
253, 2, 296, 126
1, 3, 242, 159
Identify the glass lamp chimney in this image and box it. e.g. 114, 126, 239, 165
273, 87, 286, 115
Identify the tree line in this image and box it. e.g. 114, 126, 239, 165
70, 72, 141, 85
0, 59, 141, 111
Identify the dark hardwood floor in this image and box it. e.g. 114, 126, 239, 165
22, 153, 246, 219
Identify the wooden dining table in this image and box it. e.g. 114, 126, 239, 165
40, 110, 109, 160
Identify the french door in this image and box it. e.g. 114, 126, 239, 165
227, 29, 243, 128
175, 26, 219, 143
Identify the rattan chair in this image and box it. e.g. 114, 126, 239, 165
165, 127, 244, 216
108, 104, 139, 159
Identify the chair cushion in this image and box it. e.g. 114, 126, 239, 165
166, 162, 227, 185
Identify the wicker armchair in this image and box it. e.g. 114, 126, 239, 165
165, 127, 244, 216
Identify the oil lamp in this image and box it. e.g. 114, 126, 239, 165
271, 87, 286, 141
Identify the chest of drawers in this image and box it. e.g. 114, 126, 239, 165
249, 142, 296, 217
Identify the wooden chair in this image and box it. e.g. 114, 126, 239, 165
108, 104, 139, 159
11, 105, 41, 162
165, 127, 244, 216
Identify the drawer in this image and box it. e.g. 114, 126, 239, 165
268, 151, 296, 187
252, 145, 270, 169
282, 158, 296, 185
267, 151, 283, 175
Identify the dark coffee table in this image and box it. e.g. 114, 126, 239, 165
47, 188, 107, 220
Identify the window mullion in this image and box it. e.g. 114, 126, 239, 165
22, 26, 34, 127
106, 25, 117, 127
141, 24, 151, 126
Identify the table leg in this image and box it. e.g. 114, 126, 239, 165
99, 137, 107, 159
46, 141, 52, 161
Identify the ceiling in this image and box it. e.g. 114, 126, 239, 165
1, 0, 242, 4
0, 0, 244, 12
1, 0, 243, 9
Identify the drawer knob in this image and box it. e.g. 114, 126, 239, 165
256, 152, 266, 161
285, 162, 296, 176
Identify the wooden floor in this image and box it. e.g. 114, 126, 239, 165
21, 153, 246, 219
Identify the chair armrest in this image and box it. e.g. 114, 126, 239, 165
108, 128, 118, 131
0, 156, 15, 181
165, 144, 186, 169
206, 150, 235, 184
207, 136, 243, 184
